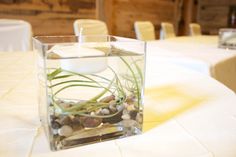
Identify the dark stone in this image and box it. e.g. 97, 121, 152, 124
51, 121, 61, 129
50, 115, 57, 121
99, 95, 115, 103
71, 116, 82, 130
80, 117, 102, 128
126, 95, 136, 104
59, 115, 72, 126
129, 110, 138, 120
102, 110, 123, 124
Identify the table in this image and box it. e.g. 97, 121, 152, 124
147, 36, 236, 92
0, 52, 236, 157
0, 19, 32, 52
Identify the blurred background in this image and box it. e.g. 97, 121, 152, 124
0, 0, 236, 38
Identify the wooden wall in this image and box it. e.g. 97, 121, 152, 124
97, 0, 183, 39
178, 0, 198, 35
2, 0, 233, 37
197, 0, 236, 35
0, 0, 96, 36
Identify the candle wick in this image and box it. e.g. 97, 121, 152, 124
79, 27, 84, 43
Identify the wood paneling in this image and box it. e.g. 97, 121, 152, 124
0, 0, 96, 36
197, 0, 235, 35
97, 0, 182, 39
179, 0, 196, 35
1, 0, 210, 37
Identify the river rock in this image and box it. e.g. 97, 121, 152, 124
95, 108, 102, 115
51, 121, 61, 129
101, 108, 110, 115
126, 94, 136, 104
80, 117, 102, 128
58, 115, 72, 126
129, 110, 138, 120
71, 115, 81, 130
99, 95, 115, 103
116, 104, 124, 111
58, 125, 73, 137
109, 103, 117, 112
127, 104, 135, 111
136, 113, 143, 123
121, 113, 130, 120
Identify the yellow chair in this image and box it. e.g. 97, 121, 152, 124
160, 22, 176, 39
134, 21, 155, 41
189, 23, 202, 36
73, 19, 108, 36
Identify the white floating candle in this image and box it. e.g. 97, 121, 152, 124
48, 45, 108, 74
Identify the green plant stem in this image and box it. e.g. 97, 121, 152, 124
48, 68, 109, 91
47, 66, 126, 114
53, 74, 73, 80
132, 59, 144, 84
54, 84, 104, 96
47, 69, 66, 112
50, 80, 95, 88
64, 102, 109, 112
108, 66, 125, 97
89, 77, 115, 102
63, 77, 115, 112
120, 57, 140, 107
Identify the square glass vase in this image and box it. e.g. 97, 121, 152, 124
218, 28, 236, 50
33, 35, 146, 151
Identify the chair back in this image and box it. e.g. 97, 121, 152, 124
73, 19, 108, 36
134, 21, 155, 41
160, 22, 176, 39
189, 23, 202, 36
0, 19, 32, 52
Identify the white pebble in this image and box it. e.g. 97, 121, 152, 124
127, 104, 135, 111
116, 105, 124, 111
52, 129, 58, 135
90, 112, 96, 116
123, 109, 129, 115
123, 103, 129, 108
95, 108, 102, 115
58, 125, 73, 137
109, 103, 117, 112
109, 100, 116, 105
121, 119, 137, 127
101, 108, 110, 115
122, 114, 130, 120
136, 113, 143, 123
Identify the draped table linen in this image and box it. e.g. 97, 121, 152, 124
0, 51, 236, 157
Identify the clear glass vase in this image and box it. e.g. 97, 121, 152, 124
218, 28, 236, 50
33, 35, 146, 151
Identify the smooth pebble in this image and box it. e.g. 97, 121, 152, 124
101, 108, 110, 115
122, 114, 130, 120
116, 105, 124, 111
58, 125, 73, 137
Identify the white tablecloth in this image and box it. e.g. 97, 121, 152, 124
0, 19, 32, 52
147, 36, 236, 92
0, 52, 236, 157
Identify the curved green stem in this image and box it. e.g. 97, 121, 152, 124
54, 84, 106, 96
49, 80, 95, 88
120, 57, 140, 107
108, 66, 125, 97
